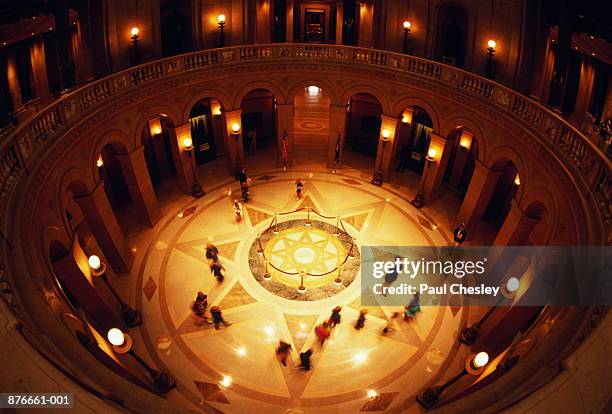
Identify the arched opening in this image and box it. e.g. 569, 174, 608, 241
141, 115, 177, 187
188, 98, 225, 165
481, 159, 519, 241
240, 89, 277, 157
443, 126, 479, 198
293, 85, 331, 165
343, 92, 382, 171
434, 2, 469, 68
160, 0, 193, 57
393, 106, 433, 175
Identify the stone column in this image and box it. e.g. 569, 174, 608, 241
255, 0, 271, 43
571, 58, 596, 127
456, 161, 502, 236
372, 115, 399, 185
166, 125, 191, 195
116, 146, 161, 227
29, 40, 52, 104
52, 246, 125, 332
327, 105, 346, 169
276, 104, 294, 167
547, 0, 571, 110
492, 201, 541, 247
224, 110, 244, 172
73, 184, 134, 273
335, 1, 344, 44
447, 130, 474, 190
286, 0, 294, 42
6, 50, 22, 111
420, 132, 453, 205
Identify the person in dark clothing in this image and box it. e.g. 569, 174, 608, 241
192, 291, 211, 325
297, 349, 313, 371
205, 243, 218, 261
238, 168, 248, 183
210, 306, 231, 329
211, 261, 225, 282
382, 259, 399, 297
355, 309, 367, 330
276, 340, 292, 366
295, 178, 304, 199
328, 306, 342, 328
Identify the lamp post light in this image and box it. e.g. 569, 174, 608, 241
411, 147, 437, 208
485, 39, 496, 79
402, 21, 411, 54
371, 129, 391, 186
217, 14, 226, 47
130, 27, 140, 66
183, 137, 205, 198
231, 122, 243, 173
88, 255, 142, 327
297, 271, 307, 293
416, 352, 489, 409
107, 328, 176, 394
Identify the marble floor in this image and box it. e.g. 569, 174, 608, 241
113, 150, 484, 413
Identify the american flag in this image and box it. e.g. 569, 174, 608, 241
281, 129, 289, 161
334, 130, 341, 163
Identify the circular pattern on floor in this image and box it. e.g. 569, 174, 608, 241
248, 219, 360, 301
136, 170, 467, 413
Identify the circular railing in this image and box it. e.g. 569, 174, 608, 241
255, 206, 356, 291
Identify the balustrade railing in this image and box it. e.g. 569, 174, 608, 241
0, 44, 609, 310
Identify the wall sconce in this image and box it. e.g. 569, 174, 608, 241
89, 255, 142, 327
459, 129, 473, 151
106, 328, 176, 393
402, 108, 414, 124
501, 276, 521, 299
211, 101, 222, 118
402, 21, 412, 54
426, 147, 437, 162
485, 39, 496, 79
231, 122, 241, 136
417, 352, 489, 408
130, 27, 140, 66
381, 129, 391, 140
183, 137, 194, 153
148, 116, 162, 136
217, 14, 226, 47
514, 174, 520, 186
96, 155, 104, 168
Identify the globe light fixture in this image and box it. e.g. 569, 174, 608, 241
96, 156, 104, 168
183, 137, 194, 151
381, 129, 390, 140
88, 255, 101, 271
472, 351, 489, 368
217, 14, 226, 47
485, 39, 497, 79
130, 27, 140, 65
231, 122, 241, 134
130, 27, 139, 37
506, 277, 520, 292
402, 21, 412, 54
107, 328, 125, 346
427, 148, 437, 160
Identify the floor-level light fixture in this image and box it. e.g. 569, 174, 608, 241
371, 129, 391, 186
183, 137, 205, 198
89, 255, 142, 327
107, 328, 176, 393
417, 351, 489, 409
411, 147, 437, 208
